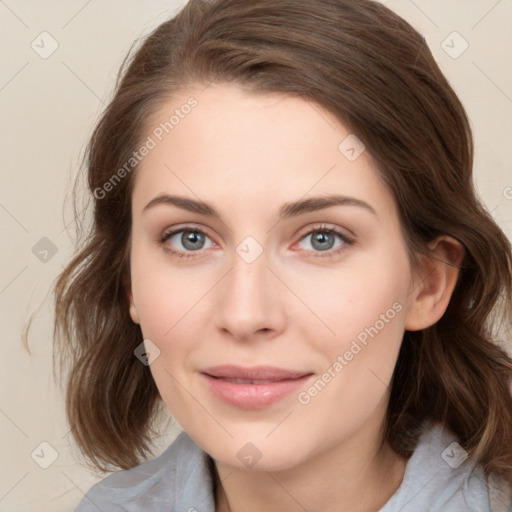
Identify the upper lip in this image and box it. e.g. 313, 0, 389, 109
202, 365, 312, 381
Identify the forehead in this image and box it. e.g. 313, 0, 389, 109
131, 83, 396, 221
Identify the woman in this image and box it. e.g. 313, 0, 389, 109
56, 0, 512, 510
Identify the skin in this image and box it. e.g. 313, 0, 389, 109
128, 83, 463, 512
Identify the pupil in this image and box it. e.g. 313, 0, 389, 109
182, 231, 204, 250
312, 232, 334, 251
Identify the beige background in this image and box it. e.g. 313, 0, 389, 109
1, 1, 511, 510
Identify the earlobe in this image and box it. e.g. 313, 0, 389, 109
129, 292, 140, 325
404, 236, 465, 331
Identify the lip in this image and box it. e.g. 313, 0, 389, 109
201, 365, 314, 409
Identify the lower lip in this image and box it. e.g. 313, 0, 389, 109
201, 373, 314, 409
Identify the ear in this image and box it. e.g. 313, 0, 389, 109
123, 268, 140, 324
128, 289, 140, 324
404, 236, 465, 331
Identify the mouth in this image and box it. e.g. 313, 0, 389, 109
200, 365, 314, 409
214, 378, 291, 384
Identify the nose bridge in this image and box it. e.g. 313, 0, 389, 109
213, 243, 284, 339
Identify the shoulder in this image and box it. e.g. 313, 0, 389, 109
73, 431, 215, 512
381, 420, 512, 512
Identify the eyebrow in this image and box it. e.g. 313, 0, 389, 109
142, 194, 377, 219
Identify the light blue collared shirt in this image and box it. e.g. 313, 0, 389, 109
74, 421, 512, 511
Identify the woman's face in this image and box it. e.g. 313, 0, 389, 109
128, 83, 417, 471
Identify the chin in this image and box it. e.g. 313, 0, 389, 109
204, 435, 310, 473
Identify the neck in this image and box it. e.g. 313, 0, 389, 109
213, 420, 408, 512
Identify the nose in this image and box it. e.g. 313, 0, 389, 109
213, 248, 287, 342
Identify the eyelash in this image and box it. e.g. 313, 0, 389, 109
295, 225, 354, 259
158, 224, 354, 260
159, 225, 212, 260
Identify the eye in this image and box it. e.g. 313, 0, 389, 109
295, 225, 353, 257
160, 226, 215, 258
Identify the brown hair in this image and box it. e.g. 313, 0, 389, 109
52, 0, 512, 482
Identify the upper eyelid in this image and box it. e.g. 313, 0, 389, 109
161, 224, 214, 239
293, 224, 355, 245
294, 227, 353, 250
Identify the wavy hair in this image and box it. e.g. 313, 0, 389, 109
52, 0, 512, 483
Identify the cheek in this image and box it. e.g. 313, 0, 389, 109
296, 252, 409, 346
286, 257, 409, 458
129, 251, 206, 421
130, 243, 215, 340
293, 277, 407, 441
298, 247, 410, 397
